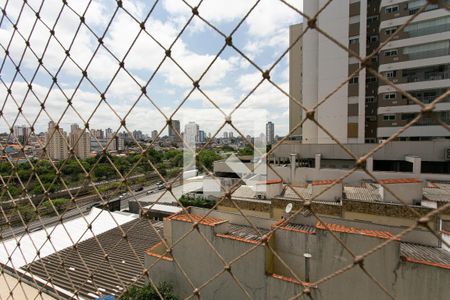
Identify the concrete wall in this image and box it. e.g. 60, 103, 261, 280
289, 23, 303, 138
145, 210, 449, 300
269, 166, 450, 185
274, 140, 450, 162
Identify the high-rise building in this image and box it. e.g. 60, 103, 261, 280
105, 128, 113, 139
168, 120, 181, 143
46, 121, 68, 160
290, 0, 450, 144
266, 122, 275, 145
184, 122, 199, 146
13, 125, 31, 145
223, 132, 229, 139
69, 124, 90, 159
151, 130, 158, 141
289, 23, 303, 140
198, 130, 206, 143
133, 130, 143, 141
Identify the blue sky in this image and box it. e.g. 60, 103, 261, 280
0, 0, 303, 138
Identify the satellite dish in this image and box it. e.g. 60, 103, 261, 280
285, 203, 293, 214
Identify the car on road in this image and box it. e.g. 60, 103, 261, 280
134, 186, 144, 192
157, 183, 165, 190
146, 190, 154, 195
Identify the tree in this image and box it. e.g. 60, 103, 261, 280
197, 150, 221, 171
238, 145, 254, 156
119, 282, 177, 300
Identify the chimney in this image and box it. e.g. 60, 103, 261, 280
311, 180, 343, 202
377, 178, 423, 205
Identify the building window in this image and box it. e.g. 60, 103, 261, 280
365, 96, 375, 103
367, 15, 379, 24
402, 113, 416, 121
385, 27, 398, 36
349, 76, 359, 84
385, 71, 397, 78
383, 114, 396, 121
384, 49, 398, 56
368, 35, 379, 43
383, 93, 396, 100
385, 5, 399, 13
366, 76, 377, 83
349, 37, 359, 45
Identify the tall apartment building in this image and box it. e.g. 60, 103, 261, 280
290, 0, 450, 144
46, 121, 68, 160
266, 121, 275, 145
69, 124, 91, 159
377, 0, 450, 141
12, 125, 31, 145
184, 121, 199, 146
168, 119, 181, 143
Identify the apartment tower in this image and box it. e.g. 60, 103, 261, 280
46, 121, 68, 160
69, 124, 91, 159
289, 0, 450, 143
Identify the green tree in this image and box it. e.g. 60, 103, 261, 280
119, 282, 177, 300
197, 150, 221, 171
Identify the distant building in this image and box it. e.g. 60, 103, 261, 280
184, 122, 199, 146
198, 130, 206, 143
133, 130, 144, 141
168, 120, 181, 143
13, 125, 31, 145
46, 121, 68, 160
105, 128, 113, 139
91, 129, 104, 139
69, 124, 90, 159
266, 122, 275, 145
223, 132, 229, 139
151, 130, 158, 141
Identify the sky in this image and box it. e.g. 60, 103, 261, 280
0, 0, 303, 138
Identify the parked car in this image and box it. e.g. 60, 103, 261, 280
134, 186, 144, 192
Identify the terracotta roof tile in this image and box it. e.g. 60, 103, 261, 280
312, 180, 339, 186
378, 178, 422, 185
257, 179, 283, 185
316, 222, 396, 240
145, 241, 173, 261
168, 213, 226, 226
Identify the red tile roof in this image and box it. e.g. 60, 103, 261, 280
168, 213, 226, 226
378, 178, 422, 185
145, 242, 173, 261
257, 179, 283, 185
312, 180, 339, 186
316, 222, 396, 240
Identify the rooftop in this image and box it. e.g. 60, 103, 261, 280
316, 221, 396, 240
401, 243, 450, 269
22, 218, 163, 299
168, 213, 226, 227
216, 224, 270, 244
378, 178, 422, 185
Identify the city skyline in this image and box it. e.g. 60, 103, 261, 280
0, 0, 301, 137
